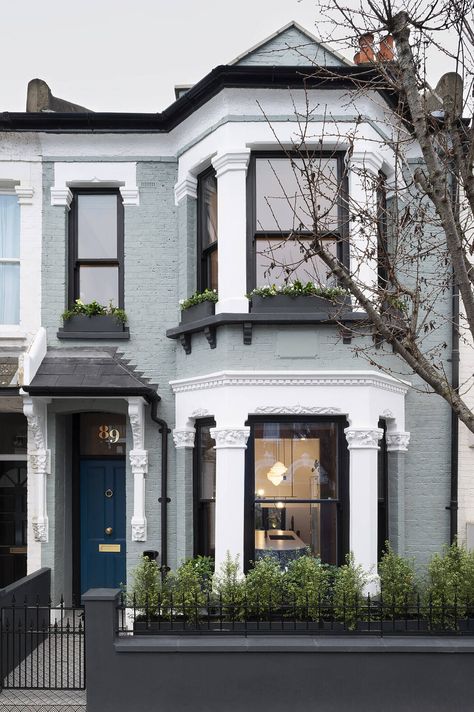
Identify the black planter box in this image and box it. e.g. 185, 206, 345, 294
250, 294, 350, 315
180, 300, 215, 324
58, 314, 129, 340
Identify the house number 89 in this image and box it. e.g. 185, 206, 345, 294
98, 425, 120, 444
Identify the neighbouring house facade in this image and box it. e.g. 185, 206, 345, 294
0, 22, 458, 602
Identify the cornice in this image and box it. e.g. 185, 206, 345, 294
50, 187, 73, 208
170, 370, 410, 396
255, 405, 342, 415
174, 176, 198, 205
386, 431, 410, 452
212, 150, 251, 179
14, 185, 34, 205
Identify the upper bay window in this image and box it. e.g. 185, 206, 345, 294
248, 153, 348, 290
0, 193, 20, 324
69, 190, 124, 307
197, 168, 218, 292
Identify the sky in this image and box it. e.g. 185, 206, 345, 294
1, 0, 461, 113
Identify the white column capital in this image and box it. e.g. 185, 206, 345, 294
347, 150, 384, 176
212, 149, 251, 179
386, 431, 410, 452
210, 427, 250, 449
30, 448, 51, 475
129, 449, 148, 474
345, 427, 383, 450
173, 429, 195, 448
50, 187, 73, 208
174, 176, 198, 205
15, 185, 34, 205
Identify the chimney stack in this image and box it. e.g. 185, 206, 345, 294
354, 33, 395, 64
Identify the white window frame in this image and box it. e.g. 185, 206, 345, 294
0, 190, 21, 327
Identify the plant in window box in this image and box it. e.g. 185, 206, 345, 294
61, 299, 128, 332
248, 281, 350, 315
179, 289, 218, 324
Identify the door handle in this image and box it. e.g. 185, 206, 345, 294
105, 527, 113, 536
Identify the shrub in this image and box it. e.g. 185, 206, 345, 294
332, 554, 367, 629
213, 552, 245, 620
284, 555, 330, 620
128, 554, 161, 615
179, 289, 218, 310
379, 543, 417, 616
243, 557, 285, 619
424, 543, 474, 625
166, 556, 214, 622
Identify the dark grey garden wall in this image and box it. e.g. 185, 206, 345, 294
84, 589, 474, 712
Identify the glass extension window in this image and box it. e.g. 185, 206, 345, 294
247, 420, 348, 568
194, 421, 216, 558
197, 168, 218, 291
249, 154, 347, 288
69, 190, 124, 307
0, 193, 20, 324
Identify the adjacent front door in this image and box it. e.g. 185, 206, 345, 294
0, 462, 27, 587
80, 459, 126, 594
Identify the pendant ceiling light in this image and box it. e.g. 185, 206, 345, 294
267, 460, 287, 486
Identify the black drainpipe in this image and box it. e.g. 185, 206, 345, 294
448, 164, 459, 543
149, 394, 171, 575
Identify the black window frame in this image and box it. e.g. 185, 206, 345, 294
193, 417, 217, 558
244, 415, 349, 572
246, 151, 350, 293
377, 419, 388, 561
197, 167, 218, 292
377, 170, 389, 290
68, 188, 125, 309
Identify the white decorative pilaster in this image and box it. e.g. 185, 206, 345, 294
128, 397, 148, 542
345, 426, 383, 594
23, 398, 50, 543
210, 426, 250, 572
173, 429, 196, 448
211, 150, 251, 314
347, 149, 384, 308
386, 431, 410, 452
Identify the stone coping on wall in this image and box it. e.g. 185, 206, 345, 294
114, 635, 474, 654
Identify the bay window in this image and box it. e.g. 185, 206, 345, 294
248, 153, 348, 290
0, 193, 20, 324
194, 420, 216, 558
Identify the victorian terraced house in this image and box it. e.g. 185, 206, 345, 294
0, 22, 463, 601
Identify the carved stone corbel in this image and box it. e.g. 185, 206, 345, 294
23, 398, 50, 543
128, 398, 148, 541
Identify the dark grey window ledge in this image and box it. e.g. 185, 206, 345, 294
166, 311, 367, 354
115, 635, 474, 654
57, 328, 130, 340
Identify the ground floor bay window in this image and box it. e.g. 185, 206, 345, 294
244, 418, 348, 570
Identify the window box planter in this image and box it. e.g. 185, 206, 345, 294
58, 314, 129, 340
250, 294, 350, 316
180, 300, 215, 324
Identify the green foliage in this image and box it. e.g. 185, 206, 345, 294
166, 556, 214, 622
213, 552, 245, 619
62, 298, 127, 324
423, 542, 474, 625
284, 555, 330, 620
243, 557, 285, 619
332, 554, 367, 629
248, 280, 348, 300
179, 289, 218, 310
379, 542, 417, 616
128, 555, 161, 614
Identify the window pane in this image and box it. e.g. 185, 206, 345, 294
200, 172, 218, 247
0, 195, 20, 259
255, 502, 337, 565
79, 413, 126, 456
79, 265, 118, 305
0, 263, 20, 324
256, 236, 337, 287
208, 249, 218, 292
256, 158, 339, 232
254, 422, 338, 500
77, 194, 117, 259
0, 415, 27, 455
198, 425, 216, 501
195, 424, 216, 558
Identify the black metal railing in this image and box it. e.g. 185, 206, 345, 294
117, 591, 474, 637
1, 596, 85, 690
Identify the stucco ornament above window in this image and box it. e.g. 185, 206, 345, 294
51, 163, 139, 207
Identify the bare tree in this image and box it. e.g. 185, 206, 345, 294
255, 0, 474, 431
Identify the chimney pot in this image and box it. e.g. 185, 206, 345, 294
377, 34, 395, 62
354, 32, 375, 64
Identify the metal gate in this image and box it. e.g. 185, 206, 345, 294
0, 598, 85, 690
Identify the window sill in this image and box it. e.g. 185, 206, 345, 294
57, 314, 130, 340
166, 311, 366, 354
0, 326, 26, 340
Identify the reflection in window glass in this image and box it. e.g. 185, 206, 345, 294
195, 423, 216, 558
253, 422, 338, 565
256, 158, 339, 232
198, 170, 218, 291
255, 236, 337, 287
79, 265, 119, 305
0, 194, 20, 325
77, 194, 118, 259
0, 414, 27, 455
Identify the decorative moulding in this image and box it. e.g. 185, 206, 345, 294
191, 408, 210, 418
131, 519, 147, 542
128, 398, 146, 451
344, 427, 384, 449
119, 187, 140, 206
173, 429, 195, 449
348, 150, 384, 177
129, 449, 148, 474
14, 185, 34, 205
32, 518, 48, 543
174, 176, 198, 205
255, 405, 342, 415
381, 409, 394, 419
52, 162, 139, 207
30, 449, 51, 475
210, 427, 250, 449
386, 431, 410, 452
50, 187, 73, 209
212, 150, 251, 179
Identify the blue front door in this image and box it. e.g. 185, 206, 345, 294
80, 459, 126, 594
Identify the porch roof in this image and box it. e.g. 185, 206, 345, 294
22, 348, 159, 402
